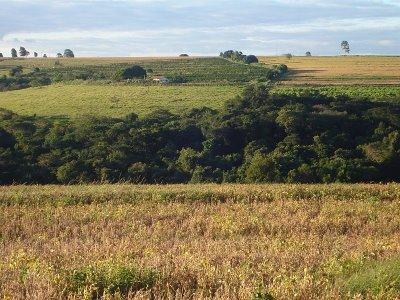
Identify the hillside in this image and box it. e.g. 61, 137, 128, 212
2, 56, 400, 118
0, 57, 283, 84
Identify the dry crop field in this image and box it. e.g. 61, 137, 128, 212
1, 184, 400, 299
260, 56, 400, 85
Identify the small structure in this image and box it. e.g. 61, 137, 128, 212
153, 76, 170, 84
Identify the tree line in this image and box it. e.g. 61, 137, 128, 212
0, 47, 74, 58
1, 84, 400, 184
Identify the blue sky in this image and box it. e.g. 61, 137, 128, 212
0, 0, 399, 57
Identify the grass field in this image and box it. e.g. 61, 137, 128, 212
1, 184, 400, 299
0, 84, 240, 117
260, 56, 400, 85
2, 84, 400, 118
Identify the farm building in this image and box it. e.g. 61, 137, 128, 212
153, 76, 170, 84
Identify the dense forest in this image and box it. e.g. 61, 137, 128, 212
1, 83, 400, 184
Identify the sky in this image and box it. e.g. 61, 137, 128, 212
0, 0, 399, 57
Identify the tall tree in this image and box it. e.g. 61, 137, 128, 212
34, 52, 38, 58
11, 48, 17, 58
64, 49, 75, 58
19, 46, 29, 57
341, 41, 350, 54
0, 53, 3, 58
305, 51, 311, 57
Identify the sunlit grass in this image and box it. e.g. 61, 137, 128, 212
0, 83, 240, 117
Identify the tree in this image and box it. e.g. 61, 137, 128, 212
115, 65, 147, 80
341, 41, 350, 54
34, 52, 38, 58
11, 48, 17, 58
64, 49, 74, 58
0, 53, 3, 58
305, 51, 311, 57
179, 54, 189, 57
43, 54, 47, 58
19, 46, 29, 57
244, 55, 259, 64
57, 53, 63, 58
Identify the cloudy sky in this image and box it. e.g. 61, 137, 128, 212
0, 0, 399, 57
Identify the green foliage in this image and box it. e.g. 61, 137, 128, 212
11, 48, 17, 58
9, 65, 23, 76
341, 41, 350, 54
272, 86, 400, 102
0, 57, 287, 87
64, 263, 157, 298
245, 55, 259, 64
19, 46, 29, 57
167, 74, 188, 83
2, 84, 400, 184
64, 49, 75, 58
344, 256, 400, 296
220, 50, 259, 64
252, 286, 275, 300
115, 65, 147, 80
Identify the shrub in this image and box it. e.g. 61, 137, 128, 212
167, 75, 188, 83
115, 65, 147, 80
245, 55, 259, 64
252, 286, 275, 300
64, 263, 158, 298
30, 76, 51, 87
9, 66, 23, 77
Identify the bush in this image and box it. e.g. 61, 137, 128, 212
167, 75, 188, 83
115, 65, 147, 80
9, 66, 23, 77
64, 263, 158, 298
30, 76, 51, 87
245, 55, 259, 64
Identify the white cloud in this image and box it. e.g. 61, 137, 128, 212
3, 16, 400, 44
376, 39, 394, 46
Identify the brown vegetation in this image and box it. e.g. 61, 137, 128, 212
1, 184, 400, 299
260, 56, 400, 85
